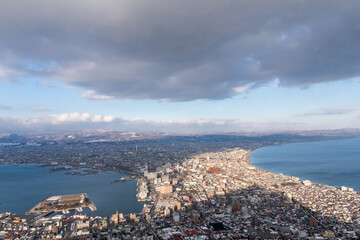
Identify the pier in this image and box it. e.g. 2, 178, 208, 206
27, 193, 96, 214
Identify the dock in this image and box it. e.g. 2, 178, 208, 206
27, 193, 96, 214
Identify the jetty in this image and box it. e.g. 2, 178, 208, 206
110, 175, 137, 184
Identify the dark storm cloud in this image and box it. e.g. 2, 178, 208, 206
0, 0, 359, 101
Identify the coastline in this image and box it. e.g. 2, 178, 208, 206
0, 164, 143, 216
248, 137, 360, 193
1, 136, 359, 218
2, 147, 360, 239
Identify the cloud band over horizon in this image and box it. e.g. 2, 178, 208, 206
1, 111, 356, 134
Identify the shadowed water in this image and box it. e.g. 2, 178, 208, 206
251, 137, 360, 191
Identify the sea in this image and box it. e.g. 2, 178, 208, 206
0, 164, 144, 216
250, 137, 360, 192
1, 137, 359, 216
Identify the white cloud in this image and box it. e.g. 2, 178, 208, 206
233, 85, 251, 94
0, 104, 12, 110
297, 108, 355, 117
118, 118, 301, 133
81, 90, 115, 100
12, 112, 115, 125
1, 113, 358, 134
157, 119, 227, 126
0, 68, 8, 78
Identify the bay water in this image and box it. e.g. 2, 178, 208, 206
2, 137, 359, 216
0, 164, 144, 216
250, 137, 360, 191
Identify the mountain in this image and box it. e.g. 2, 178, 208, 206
0, 133, 27, 143
0, 128, 358, 144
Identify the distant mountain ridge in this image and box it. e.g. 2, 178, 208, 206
0, 133, 27, 143
0, 128, 359, 144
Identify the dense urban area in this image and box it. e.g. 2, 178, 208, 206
1, 133, 360, 239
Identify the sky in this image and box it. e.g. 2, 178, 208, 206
0, 0, 359, 133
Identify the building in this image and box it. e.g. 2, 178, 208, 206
209, 167, 220, 174
173, 212, 180, 222
159, 184, 173, 195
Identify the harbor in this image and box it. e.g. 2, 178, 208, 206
109, 175, 138, 184
27, 193, 96, 214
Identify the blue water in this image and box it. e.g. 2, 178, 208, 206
251, 137, 360, 191
0, 164, 144, 216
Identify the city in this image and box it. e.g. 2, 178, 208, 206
1, 134, 360, 239
1, 0, 360, 239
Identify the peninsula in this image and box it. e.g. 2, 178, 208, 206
1, 132, 360, 239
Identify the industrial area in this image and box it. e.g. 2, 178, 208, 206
27, 193, 96, 215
